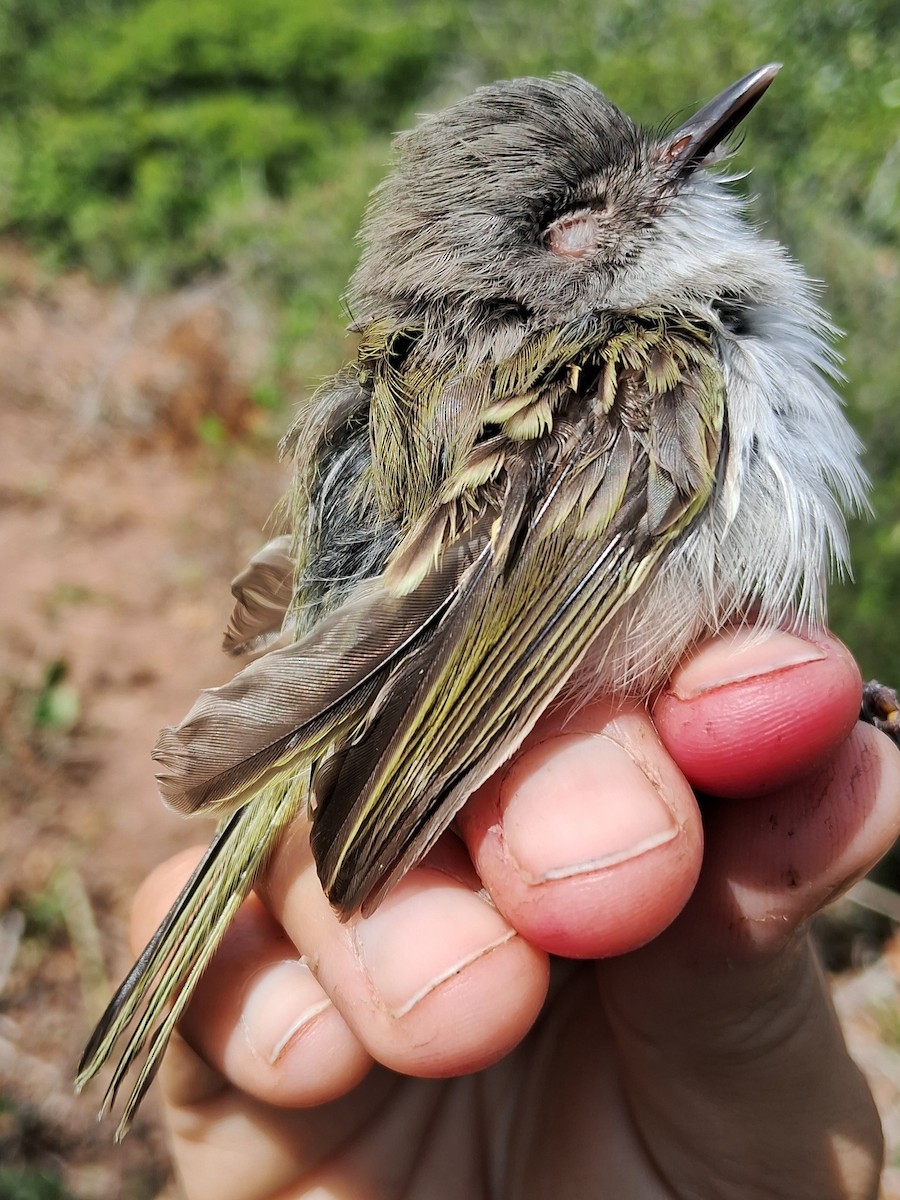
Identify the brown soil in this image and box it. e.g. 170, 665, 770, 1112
0, 245, 288, 1198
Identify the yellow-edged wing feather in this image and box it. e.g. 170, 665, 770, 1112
314, 321, 725, 911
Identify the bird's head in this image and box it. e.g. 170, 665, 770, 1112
349, 66, 789, 337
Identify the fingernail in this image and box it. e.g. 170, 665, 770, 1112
353, 871, 515, 1019
500, 732, 679, 884
670, 630, 826, 700
241, 959, 331, 1066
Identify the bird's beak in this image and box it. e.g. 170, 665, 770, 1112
661, 63, 781, 175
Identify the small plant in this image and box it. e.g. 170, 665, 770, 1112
31, 661, 79, 734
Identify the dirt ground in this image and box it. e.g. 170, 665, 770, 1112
0, 246, 288, 1197
2, 244, 900, 1198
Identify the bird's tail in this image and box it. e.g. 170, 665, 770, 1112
75, 773, 304, 1140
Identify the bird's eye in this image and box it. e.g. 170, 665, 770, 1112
544, 208, 604, 259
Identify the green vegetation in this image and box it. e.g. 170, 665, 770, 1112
1, 0, 898, 675
0, 1095, 66, 1200
30, 661, 79, 734
0, 1164, 65, 1200
0, 0, 455, 282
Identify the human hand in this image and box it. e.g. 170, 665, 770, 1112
133, 629, 899, 1199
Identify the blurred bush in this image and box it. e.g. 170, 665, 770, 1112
1, 0, 898, 676
0, 0, 456, 281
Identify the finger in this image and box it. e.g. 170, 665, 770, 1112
457, 701, 705, 960
259, 820, 550, 1078
647, 627, 892, 955
592, 722, 899, 1200
653, 628, 862, 797
457, 629, 860, 963
131, 848, 371, 1108
663, 719, 900, 961
155, 1026, 401, 1200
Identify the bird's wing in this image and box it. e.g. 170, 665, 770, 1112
153, 316, 724, 915
153, 529, 490, 815
313, 331, 726, 913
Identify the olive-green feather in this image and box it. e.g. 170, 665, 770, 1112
313, 315, 725, 912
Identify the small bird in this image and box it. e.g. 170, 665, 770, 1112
77, 64, 867, 1135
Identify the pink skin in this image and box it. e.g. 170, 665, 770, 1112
131, 629, 898, 1200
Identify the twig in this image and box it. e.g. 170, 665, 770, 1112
57, 865, 110, 1019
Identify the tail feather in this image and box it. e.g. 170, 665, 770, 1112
78, 807, 244, 1077
76, 775, 304, 1139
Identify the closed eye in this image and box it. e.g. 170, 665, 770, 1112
544, 207, 605, 259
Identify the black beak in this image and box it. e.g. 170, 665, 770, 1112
662, 63, 781, 175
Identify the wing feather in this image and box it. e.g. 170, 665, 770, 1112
222, 535, 295, 656
313, 356, 725, 913
154, 533, 489, 814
